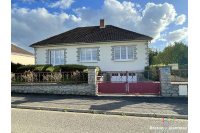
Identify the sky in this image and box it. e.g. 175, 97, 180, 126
11, 0, 188, 53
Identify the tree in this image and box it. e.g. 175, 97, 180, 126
149, 42, 188, 65
148, 47, 158, 65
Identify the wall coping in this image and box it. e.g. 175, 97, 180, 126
11, 83, 89, 86
171, 82, 188, 85
158, 66, 172, 68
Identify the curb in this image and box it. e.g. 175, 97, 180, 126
11, 104, 188, 119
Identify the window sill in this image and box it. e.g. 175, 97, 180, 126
80, 61, 98, 63
114, 59, 134, 62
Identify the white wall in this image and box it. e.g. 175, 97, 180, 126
35, 41, 148, 71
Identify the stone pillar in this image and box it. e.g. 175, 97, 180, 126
88, 68, 98, 95
159, 66, 172, 97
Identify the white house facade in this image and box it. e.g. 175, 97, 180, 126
30, 19, 152, 72
34, 41, 149, 71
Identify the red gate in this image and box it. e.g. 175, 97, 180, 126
97, 70, 160, 95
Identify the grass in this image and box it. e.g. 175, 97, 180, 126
36, 107, 41, 110
93, 110, 98, 114
155, 115, 161, 118
64, 108, 67, 112
122, 112, 126, 117
168, 116, 177, 120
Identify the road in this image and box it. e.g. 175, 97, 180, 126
11, 108, 188, 133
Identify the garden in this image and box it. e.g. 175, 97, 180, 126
11, 62, 100, 84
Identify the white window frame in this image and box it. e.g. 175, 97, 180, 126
49, 50, 64, 66
114, 46, 134, 61
80, 48, 98, 62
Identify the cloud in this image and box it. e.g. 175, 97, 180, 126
11, 0, 187, 52
158, 33, 167, 41
137, 2, 177, 42
135, 4, 141, 8
74, 1, 178, 43
11, 7, 80, 52
48, 0, 74, 9
165, 27, 188, 43
174, 14, 186, 25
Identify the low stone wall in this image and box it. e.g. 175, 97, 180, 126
159, 66, 188, 97
160, 83, 188, 97
11, 68, 98, 96
11, 83, 96, 96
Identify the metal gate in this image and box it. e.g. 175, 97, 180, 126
97, 70, 160, 95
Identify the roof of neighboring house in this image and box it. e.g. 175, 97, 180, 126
30, 25, 153, 47
11, 44, 34, 56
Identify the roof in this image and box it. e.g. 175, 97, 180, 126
11, 44, 34, 56
30, 25, 153, 47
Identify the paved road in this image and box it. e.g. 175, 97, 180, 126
11, 93, 188, 116
11, 108, 188, 133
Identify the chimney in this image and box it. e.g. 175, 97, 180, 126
100, 19, 105, 28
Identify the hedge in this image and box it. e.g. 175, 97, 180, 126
45, 66, 61, 72
33, 64, 52, 72
16, 64, 100, 73
45, 64, 100, 72
16, 65, 39, 73
179, 64, 188, 69
11, 62, 24, 73
16, 64, 51, 73
59, 64, 88, 72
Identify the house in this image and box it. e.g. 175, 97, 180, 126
30, 19, 153, 73
11, 44, 35, 65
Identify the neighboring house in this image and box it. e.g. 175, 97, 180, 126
11, 44, 35, 65
30, 19, 153, 72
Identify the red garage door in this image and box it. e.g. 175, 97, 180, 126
97, 70, 160, 95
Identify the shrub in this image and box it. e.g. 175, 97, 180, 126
45, 65, 61, 72
16, 65, 39, 73
43, 72, 62, 82
144, 65, 159, 81
179, 64, 188, 69
33, 64, 52, 72
11, 62, 23, 73
16, 64, 53, 73
46, 64, 100, 72
45, 66, 54, 72
59, 64, 88, 72
21, 71, 37, 82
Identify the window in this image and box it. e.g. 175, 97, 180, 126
81, 48, 97, 62
114, 46, 133, 60
50, 50, 64, 66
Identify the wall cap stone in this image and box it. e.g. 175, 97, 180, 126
11, 83, 89, 86
158, 66, 172, 68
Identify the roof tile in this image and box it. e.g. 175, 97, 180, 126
30, 25, 153, 47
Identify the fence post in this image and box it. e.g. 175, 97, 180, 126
88, 68, 98, 95
159, 66, 172, 97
